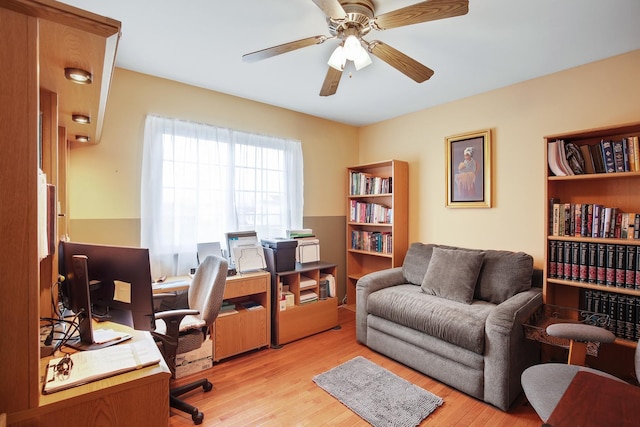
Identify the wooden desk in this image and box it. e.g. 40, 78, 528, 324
9, 323, 170, 427
155, 271, 271, 362
547, 370, 640, 427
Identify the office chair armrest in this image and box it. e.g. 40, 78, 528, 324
546, 323, 616, 343
154, 308, 200, 322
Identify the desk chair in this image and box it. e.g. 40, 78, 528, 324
521, 323, 638, 424
152, 255, 228, 425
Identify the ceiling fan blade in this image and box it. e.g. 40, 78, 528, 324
320, 66, 343, 96
368, 41, 434, 83
242, 36, 327, 63
312, 0, 347, 20
374, 0, 468, 30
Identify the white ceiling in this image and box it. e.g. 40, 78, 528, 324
61, 0, 640, 127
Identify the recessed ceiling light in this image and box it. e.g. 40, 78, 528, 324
64, 67, 92, 84
71, 114, 91, 125
72, 114, 91, 124
75, 135, 90, 143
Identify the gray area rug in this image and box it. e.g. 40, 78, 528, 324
313, 356, 444, 427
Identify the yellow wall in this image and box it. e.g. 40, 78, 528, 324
69, 68, 358, 223
70, 49, 640, 272
359, 49, 640, 267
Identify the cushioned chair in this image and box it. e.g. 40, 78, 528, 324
521, 323, 638, 424
152, 255, 228, 425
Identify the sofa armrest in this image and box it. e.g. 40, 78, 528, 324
483, 287, 543, 410
355, 267, 405, 344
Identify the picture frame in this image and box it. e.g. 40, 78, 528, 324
445, 129, 492, 208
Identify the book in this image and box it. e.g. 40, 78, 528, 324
579, 144, 596, 174
563, 241, 572, 280
605, 244, 616, 287
589, 142, 606, 173
547, 141, 567, 176
588, 242, 597, 284
42, 341, 160, 394
596, 243, 606, 285
556, 140, 575, 176
549, 198, 560, 235
571, 241, 580, 281
625, 246, 636, 289
630, 136, 640, 172
579, 242, 589, 282
615, 245, 626, 288
548, 240, 558, 278
601, 140, 616, 173
612, 139, 626, 172
622, 138, 631, 172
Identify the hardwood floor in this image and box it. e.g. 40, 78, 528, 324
169, 307, 543, 426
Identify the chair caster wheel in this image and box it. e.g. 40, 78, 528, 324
192, 411, 204, 424
203, 380, 213, 392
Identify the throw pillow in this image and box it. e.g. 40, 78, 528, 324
474, 250, 533, 304
421, 247, 485, 304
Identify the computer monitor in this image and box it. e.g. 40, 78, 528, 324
59, 241, 156, 351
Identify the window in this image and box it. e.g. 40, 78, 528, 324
141, 115, 303, 276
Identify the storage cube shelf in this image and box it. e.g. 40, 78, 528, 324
264, 248, 338, 346
345, 160, 408, 310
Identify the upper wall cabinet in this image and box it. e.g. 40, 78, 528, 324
9, 0, 121, 145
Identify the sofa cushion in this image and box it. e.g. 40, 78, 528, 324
474, 250, 533, 304
421, 247, 485, 304
402, 243, 438, 285
402, 242, 457, 286
367, 284, 494, 354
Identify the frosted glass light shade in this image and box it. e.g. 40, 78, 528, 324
353, 48, 372, 71
343, 35, 361, 61
328, 45, 346, 71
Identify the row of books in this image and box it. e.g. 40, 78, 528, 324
548, 241, 640, 289
581, 289, 640, 341
548, 136, 639, 176
349, 171, 392, 196
550, 201, 640, 240
349, 200, 393, 224
351, 230, 392, 254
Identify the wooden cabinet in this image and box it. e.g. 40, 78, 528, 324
345, 160, 408, 310
213, 271, 271, 361
544, 122, 640, 373
267, 261, 338, 346
0, 0, 121, 421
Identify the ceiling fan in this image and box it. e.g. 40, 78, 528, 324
242, 0, 469, 96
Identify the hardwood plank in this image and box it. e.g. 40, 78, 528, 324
169, 308, 542, 426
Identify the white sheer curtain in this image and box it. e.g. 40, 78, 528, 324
141, 115, 303, 277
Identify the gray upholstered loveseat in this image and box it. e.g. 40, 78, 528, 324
356, 243, 543, 411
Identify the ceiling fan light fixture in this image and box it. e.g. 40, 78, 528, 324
353, 48, 372, 71
343, 35, 362, 61
328, 45, 346, 71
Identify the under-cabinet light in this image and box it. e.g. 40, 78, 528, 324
64, 68, 92, 84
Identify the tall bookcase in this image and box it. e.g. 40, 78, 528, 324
345, 160, 408, 310
544, 121, 640, 374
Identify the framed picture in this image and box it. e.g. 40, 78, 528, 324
445, 129, 492, 208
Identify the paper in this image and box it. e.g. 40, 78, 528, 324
233, 245, 266, 273
42, 341, 160, 394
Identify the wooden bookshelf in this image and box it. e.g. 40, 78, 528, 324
544, 122, 640, 374
345, 160, 408, 311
